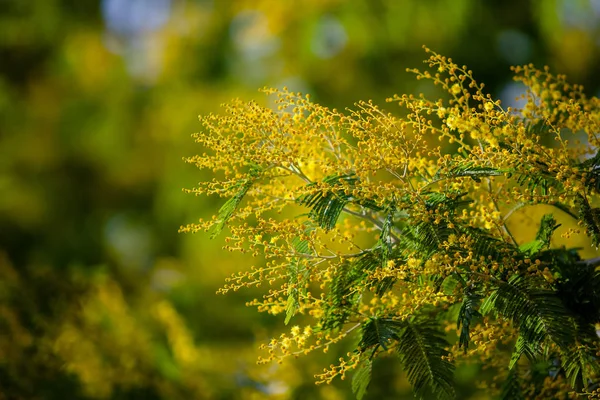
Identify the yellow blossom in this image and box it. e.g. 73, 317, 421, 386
186, 47, 600, 399
451, 83, 461, 94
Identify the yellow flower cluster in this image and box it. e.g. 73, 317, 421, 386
314, 352, 362, 384
184, 46, 600, 396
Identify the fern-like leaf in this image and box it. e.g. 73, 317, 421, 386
460, 226, 515, 265
561, 319, 600, 390
457, 291, 482, 353
439, 162, 504, 182
576, 194, 600, 247
211, 166, 261, 238
285, 236, 311, 324
298, 174, 381, 231
397, 192, 470, 258
516, 172, 555, 197
422, 191, 471, 213
580, 149, 600, 194
352, 356, 372, 400
358, 317, 404, 352
397, 318, 455, 400
514, 154, 556, 197
321, 260, 367, 330
546, 247, 600, 325
508, 334, 539, 370
481, 274, 574, 349
562, 344, 600, 390
355, 249, 399, 296
377, 205, 396, 262
519, 214, 560, 256
399, 219, 454, 259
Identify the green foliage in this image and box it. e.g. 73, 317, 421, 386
562, 339, 600, 390
285, 235, 311, 324
481, 274, 574, 348
398, 219, 454, 259
519, 214, 560, 256
358, 317, 405, 353
321, 259, 367, 330
288, 157, 600, 398
580, 149, 600, 194
462, 226, 514, 260
355, 317, 455, 400
516, 171, 555, 197
456, 289, 482, 353
298, 174, 382, 231
508, 334, 538, 370
396, 318, 455, 400
352, 356, 373, 400
437, 162, 504, 182
211, 165, 262, 238
576, 194, 600, 247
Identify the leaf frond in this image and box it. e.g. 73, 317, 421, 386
519, 214, 560, 256
481, 274, 575, 348
210, 165, 262, 238
285, 235, 312, 324
396, 318, 455, 400
576, 194, 600, 247
436, 162, 504, 182
298, 174, 382, 231
457, 291, 482, 353
358, 317, 404, 352
352, 356, 372, 400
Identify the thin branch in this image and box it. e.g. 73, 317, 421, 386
342, 206, 400, 244
487, 178, 518, 246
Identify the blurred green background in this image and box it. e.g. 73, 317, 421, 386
2, 1, 600, 399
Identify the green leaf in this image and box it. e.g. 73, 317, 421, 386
535, 214, 560, 246
321, 261, 364, 330
298, 174, 381, 231
508, 334, 538, 370
443, 162, 504, 182
561, 320, 600, 390
352, 356, 372, 400
396, 191, 470, 259
372, 204, 397, 294
397, 318, 455, 400
482, 274, 574, 349
285, 236, 311, 325
514, 158, 558, 197
399, 219, 454, 259
358, 317, 456, 399
210, 166, 262, 238
358, 317, 404, 352
551, 250, 600, 325
377, 204, 396, 260
519, 214, 560, 256
563, 345, 593, 390
422, 191, 471, 212
580, 150, 600, 194
525, 119, 553, 137
354, 249, 398, 296
576, 194, 600, 247
457, 291, 482, 353
562, 344, 600, 390
462, 226, 514, 261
